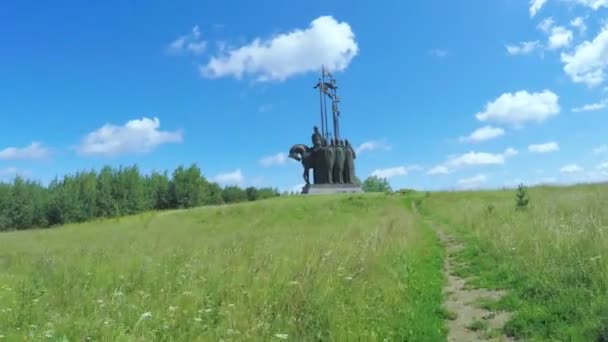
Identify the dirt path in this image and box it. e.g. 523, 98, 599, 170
410, 200, 514, 341
436, 228, 515, 341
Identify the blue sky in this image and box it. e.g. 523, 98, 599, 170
2, 0, 608, 192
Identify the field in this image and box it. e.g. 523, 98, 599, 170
0, 194, 444, 341
1, 184, 608, 341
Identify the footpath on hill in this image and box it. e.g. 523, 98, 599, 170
409, 198, 514, 342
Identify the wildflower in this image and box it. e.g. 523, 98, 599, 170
194, 317, 202, 322
275, 333, 288, 339
140, 312, 152, 320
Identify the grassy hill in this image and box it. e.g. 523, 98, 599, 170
418, 183, 608, 340
2, 184, 608, 341
0, 194, 445, 341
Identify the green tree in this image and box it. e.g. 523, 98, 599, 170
170, 164, 206, 208
146, 170, 172, 210
222, 185, 248, 203
362, 175, 392, 193
245, 186, 259, 201
203, 181, 224, 205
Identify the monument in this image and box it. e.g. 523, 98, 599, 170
288, 67, 363, 195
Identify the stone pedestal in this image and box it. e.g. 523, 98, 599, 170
301, 183, 363, 195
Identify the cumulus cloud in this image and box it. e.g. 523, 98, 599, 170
428, 148, 518, 175
475, 90, 560, 127
548, 26, 573, 50
598, 161, 608, 174
560, 163, 583, 174
430, 49, 448, 57
458, 126, 505, 143
370, 165, 420, 179
427, 165, 449, 175
530, 0, 549, 17
538, 17, 555, 33
571, 0, 608, 10
457, 174, 488, 190
200, 16, 358, 82
0, 142, 49, 160
561, 24, 608, 87
593, 144, 608, 154
505, 41, 541, 55
528, 141, 560, 153
0, 167, 31, 180
77, 117, 182, 156
167, 25, 207, 55
259, 152, 288, 167
355, 139, 391, 154
212, 169, 245, 185
572, 99, 607, 112
570, 17, 587, 35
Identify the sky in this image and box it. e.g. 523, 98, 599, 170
2, 0, 608, 192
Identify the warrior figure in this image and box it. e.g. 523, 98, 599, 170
344, 139, 356, 184
333, 139, 346, 184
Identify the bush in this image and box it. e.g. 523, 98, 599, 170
515, 183, 529, 211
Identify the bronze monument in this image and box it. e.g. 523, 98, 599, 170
288, 67, 363, 194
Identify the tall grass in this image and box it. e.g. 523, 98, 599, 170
0, 194, 445, 341
419, 184, 608, 340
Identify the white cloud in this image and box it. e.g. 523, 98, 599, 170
429, 148, 518, 175
570, 17, 587, 35
459, 125, 505, 143
530, 0, 549, 17
561, 24, 608, 87
572, 99, 607, 112
168, 25, 207, 55
571, 0, 608, 10
355, 139, 391, 154
538, 17, 555, 33
475, 90, 560, 127
593, 144, 608, 154
0, 142, 49, 160
457, 174, 488, 190
528, 141, 560, 153
560, 163, 584, 174
430, 49, 448, 57
427, 165, 449, 175
0, 167, 31, 180
548, 26, 573, 50
597, 161, 608, 172
260, 152, 288, 167
77, 117, 182, 156
213, 169, 245, 185
370, 165, 419, 179
200, 16, 358, 82
506, 41, 541, 55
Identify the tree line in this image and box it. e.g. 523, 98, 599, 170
0, 164, 280, 232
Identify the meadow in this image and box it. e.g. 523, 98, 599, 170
417, 183, 608, 341
2, 183, 608, 341
0, 194, 444, 341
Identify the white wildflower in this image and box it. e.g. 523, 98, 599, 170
140, 312, 152, 320
275, 333, 288, 339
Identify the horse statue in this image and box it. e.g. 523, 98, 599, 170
289, 144, 315, 184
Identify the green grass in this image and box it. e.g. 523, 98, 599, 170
0, 194, 445, 341
417, 183, 608, 341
